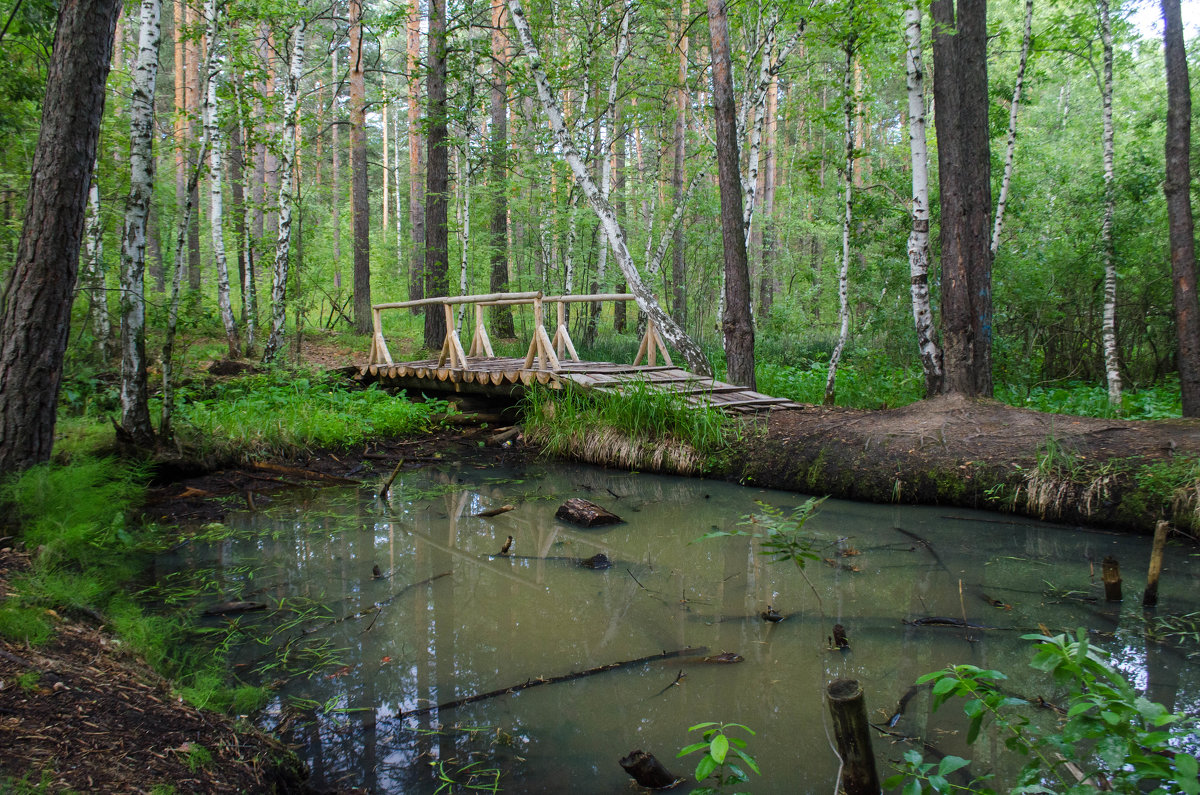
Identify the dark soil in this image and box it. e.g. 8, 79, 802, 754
0, 548, 305, 793
738, 393, 1200, 534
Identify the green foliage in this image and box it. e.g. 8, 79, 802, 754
182, 742, 214, 773
430, 759, 502, 794
757, 359, 924, 410
696, 497, 827, 570
887, 630, 1200, 794
677, 721, 760, 794
0, 601, 52, 646
15, 670, 41, 692
995, 380, 1183, 421
169, 368, 450, 459
521, 380, 736, 462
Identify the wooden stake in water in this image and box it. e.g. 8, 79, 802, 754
1143, 520, 1170, 608
1102, 555, 1123, 602
826, 678, 880, 795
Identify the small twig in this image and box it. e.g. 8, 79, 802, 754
379, 458, 404, 498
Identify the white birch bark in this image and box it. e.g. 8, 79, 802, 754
508, 0, 711, 373
83, 177, 113, 359
119, 0, 162, 444
455, 144, 470, 332
825, 41, 854, 406
1099, 0, 1121, 408
203, 0, 239, 359
905, 0, 942, 393
991, 0, 1034, 255
648, 169, 706, 276
261, 20, 306, 364
595, 2, 632, 292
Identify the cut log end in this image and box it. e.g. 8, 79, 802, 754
555, 497, 623, 527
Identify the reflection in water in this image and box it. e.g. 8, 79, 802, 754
157, 460, 1200, 793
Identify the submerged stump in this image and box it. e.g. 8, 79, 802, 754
555, 497, 623, 527
619, 749, 680, 789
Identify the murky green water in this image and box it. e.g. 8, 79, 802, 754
157, 458, 1200, 793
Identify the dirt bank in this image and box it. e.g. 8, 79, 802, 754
736, 394, 1200, 534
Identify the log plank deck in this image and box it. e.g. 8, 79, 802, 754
355, 356, 801, 414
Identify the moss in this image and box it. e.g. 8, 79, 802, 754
803, 449, 828, 491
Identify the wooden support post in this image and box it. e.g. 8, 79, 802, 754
1143, 520, 1170, 608
370, 307, 394, 366
551, 299, 581, 362
826, 679, 880, 795
470, 303, 494, 357
437, 303, 469, 370
633, 318, 672, 367
523, 296, 542, 369
1102, 555, 1123, 602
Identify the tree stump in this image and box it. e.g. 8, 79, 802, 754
619, 749, 680, 789
555, 497, 622, 527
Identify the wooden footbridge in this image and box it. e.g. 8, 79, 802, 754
357, 291, 799, 414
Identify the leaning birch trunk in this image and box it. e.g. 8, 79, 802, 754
261, 20, 306, 364
991, 0, 1032, 255
83, 176, 113, 360
118, 0, 163, 447
741, 23, 773, 250
905, 0, 942, 396
507, 0, 711, 375
825, 40, 854, 407
1099, 0, 1121, 408
204, 0, 240, 359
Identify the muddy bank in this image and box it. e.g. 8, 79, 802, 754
733, 394, 1200, 535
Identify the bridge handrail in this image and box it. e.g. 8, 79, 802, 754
368, 291, 670, 371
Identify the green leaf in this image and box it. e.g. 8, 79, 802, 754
937, 756, 971, 776
1175, 753, 1199, 795
902, 780, 923, 795
678, 742, 708, 757
694, 754, 717, 782
967, 714, 984, 745
710, 733, 729, 764
733, 749, 760, 775
932, 676, 958, 696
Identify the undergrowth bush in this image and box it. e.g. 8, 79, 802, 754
169, 368, 449, 459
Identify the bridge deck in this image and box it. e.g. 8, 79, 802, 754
356, 356, 800, 414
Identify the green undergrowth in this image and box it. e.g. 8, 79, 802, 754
521, 381, 739, 473
167, 367, 451, 460
0, 459, 268, 714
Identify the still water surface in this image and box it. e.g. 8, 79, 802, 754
158, 458, 1200, 793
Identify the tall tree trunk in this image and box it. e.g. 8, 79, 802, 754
759, 73, 777, 317
229, 72, 247, 327
706, 0, 755, 388
1162, 0, 1200, 415
825, 37, 854, 406
932, 0, 992, 397
613, 99, 628, 332
489, 0, 514, 336
350, 0, 371, 334
670, 0, 688, 325
382, 101, 389, 232
991, 0, 1032, 255
424, 0, 449, 349
185, 0, 201, 292
1098, 0, 1121, 409
331, 48, 341, 281
407, 0, 425, 307
204, 0, 239, 359
0, 0, 121, 474
906, 0, 942, 395
83, 176, 114, 360
233, 78, 256, 350
118, 0, 162, 447
507, 0, 712, 375
173, 0, 186, 289
261, 21, 305, 363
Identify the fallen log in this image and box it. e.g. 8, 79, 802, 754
902, 616, 995, 630
202, 600, 267, 616
555, 497, 622, 527
394, 646, 708, 720
474, 504, 516, 518
250, 461, 360, 485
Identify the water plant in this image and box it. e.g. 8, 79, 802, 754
887, 630, 1200, 794
677, 721, 760, 794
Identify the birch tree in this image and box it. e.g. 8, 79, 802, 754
991, 0, 1033, 255
905, 0, 942, 395
261, 20, 306, 363
824, 35, 855, 406
507, 0, 712, 375
118, 0, 163, 448
203, 0, 240, 359
83, 177, 113, 360
1098, 0, 1120, 408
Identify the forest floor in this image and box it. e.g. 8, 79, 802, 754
6, 336, 1200, 793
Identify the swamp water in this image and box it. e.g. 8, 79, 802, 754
157, 459, 1200, 793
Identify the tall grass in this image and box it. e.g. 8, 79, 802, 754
0, 459, 268, 712
522, 380, 736, 472
169, 368, 450, 459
